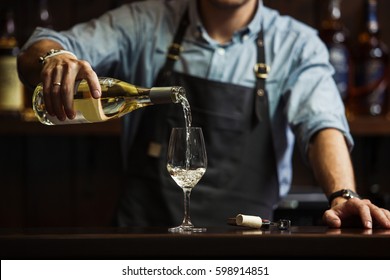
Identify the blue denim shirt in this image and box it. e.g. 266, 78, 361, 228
22, 0, 353, 197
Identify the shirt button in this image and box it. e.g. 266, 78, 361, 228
217, 48, 225, 56
242, 34, 249, 41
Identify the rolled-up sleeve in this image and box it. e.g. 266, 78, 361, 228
21, 4, 158, 81
284, 36, 353, 163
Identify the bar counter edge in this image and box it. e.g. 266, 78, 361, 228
1, 226, 389, 259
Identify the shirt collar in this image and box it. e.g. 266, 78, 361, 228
188, 0, 263, 46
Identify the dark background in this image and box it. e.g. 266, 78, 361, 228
1, 0, 390, 227
2, 0, 390, 50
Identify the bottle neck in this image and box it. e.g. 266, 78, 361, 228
366, 0, 379, 35
149, 86, 185, 104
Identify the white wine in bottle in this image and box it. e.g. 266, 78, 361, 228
32, 77, 186, 125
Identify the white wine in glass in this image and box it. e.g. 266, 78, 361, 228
167, 127, 207, 232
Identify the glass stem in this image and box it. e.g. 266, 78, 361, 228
181, 187, 193, 227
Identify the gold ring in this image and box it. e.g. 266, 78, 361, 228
53, 82, 61, 86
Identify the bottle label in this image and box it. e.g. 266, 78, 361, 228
328, 44, 350, 100
0, 55, 24, 111
44, 98, 113, 125
75, 97, 113, 122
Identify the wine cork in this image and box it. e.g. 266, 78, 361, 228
235, 214, 263, 229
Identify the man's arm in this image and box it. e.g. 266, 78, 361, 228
308, 128, 390, 228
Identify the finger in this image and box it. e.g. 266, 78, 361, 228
51, 84, 66, 121
382, 209, 390, 228
323, 209, 342, 228
354, 199, 373, 229
357, 199, 390, 229
370, 206, 390, 228
61, 66, 78, 119
383, 208, 390, 220
77, 60, 101, 99
41, 67, 54, 116
88, 72, 102, 99
51, 65, 66, 121
60, 81, 75, 119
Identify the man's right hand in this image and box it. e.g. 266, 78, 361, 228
17, 39, 101, 121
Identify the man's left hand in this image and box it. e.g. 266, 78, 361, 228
323, 197, 390, 228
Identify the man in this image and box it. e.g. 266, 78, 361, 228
17, 0, 390, 228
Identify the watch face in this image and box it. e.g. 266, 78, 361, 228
342, 189, 357, 199
342, 191, 352, 199
328, 189, 361, 205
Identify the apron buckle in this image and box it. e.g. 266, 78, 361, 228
253, 63, 270, 79
167, 43, 184, 60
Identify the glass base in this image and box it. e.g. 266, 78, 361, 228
168, 225, 207, 233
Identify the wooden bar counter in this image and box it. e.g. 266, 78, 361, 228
1, 226, 389, 259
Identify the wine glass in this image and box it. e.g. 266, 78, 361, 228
167, 127, 207, 232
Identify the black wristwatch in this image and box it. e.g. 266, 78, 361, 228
328, 189, 361, 205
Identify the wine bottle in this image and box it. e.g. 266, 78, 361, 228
33, 77, 186, 125
347, 0, 389, 116
36, 0, 52, 29
319, 0, 352, 100
0, 8, 24, 117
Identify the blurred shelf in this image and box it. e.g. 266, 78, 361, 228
348, 114, 390, 136
1, 111, 390, 136
0, 115, 121, 136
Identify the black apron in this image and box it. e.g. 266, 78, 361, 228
117, 10, 279, 227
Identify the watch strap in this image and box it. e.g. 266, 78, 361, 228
328, 189, 361, 205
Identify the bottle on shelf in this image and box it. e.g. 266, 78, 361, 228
33, 77, 186, 125
347, 0, 389, 117
36, 0, 52, 29
22, 0, 54, 122
319, 0, 353, 101
0, 7, 24, 118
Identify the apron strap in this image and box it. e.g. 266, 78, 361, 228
162, 9, 190, 73
161, 8, 270, 123
254, 29, 270, 123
